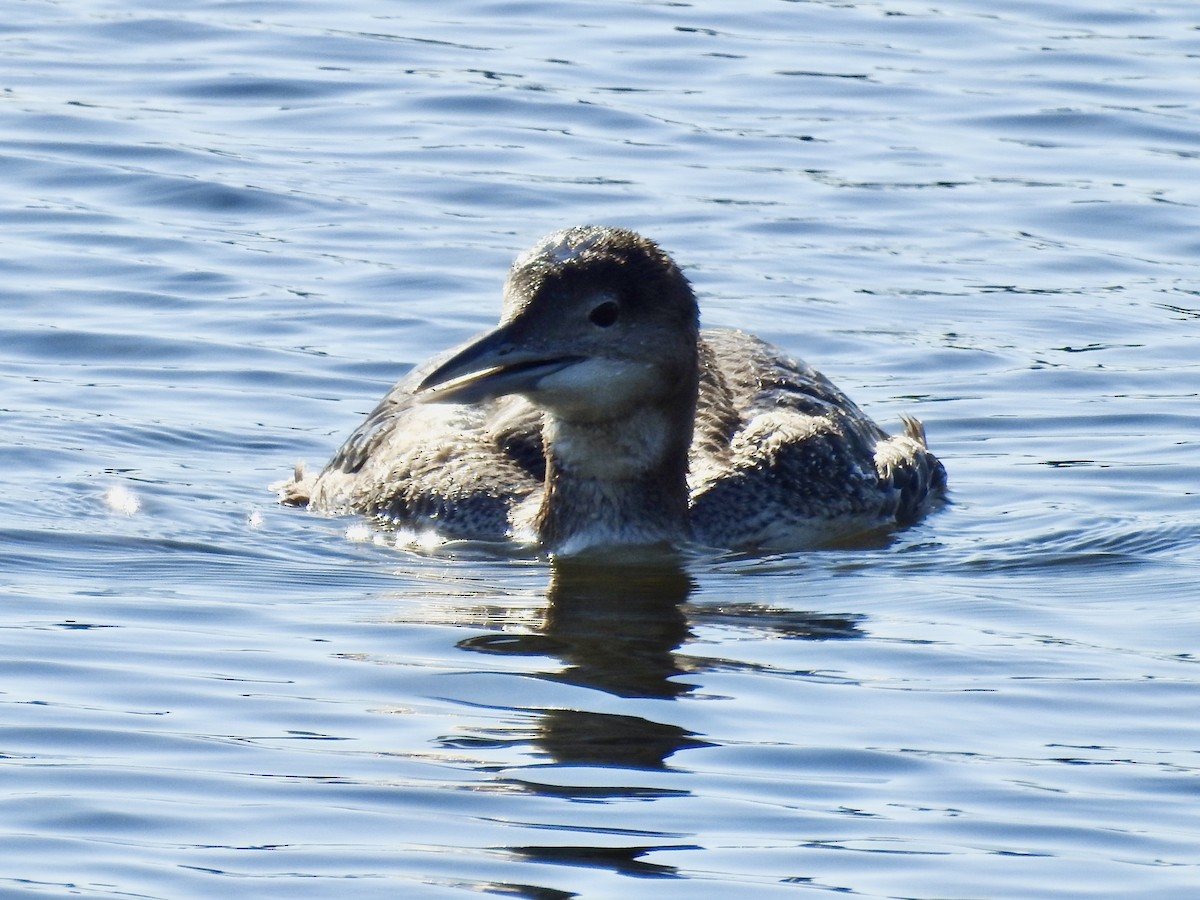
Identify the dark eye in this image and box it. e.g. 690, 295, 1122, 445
588, 300, 620, 328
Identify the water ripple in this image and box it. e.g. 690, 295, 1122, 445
3, 1, 1199, 898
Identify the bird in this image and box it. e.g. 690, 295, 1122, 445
276, 225, 946, 556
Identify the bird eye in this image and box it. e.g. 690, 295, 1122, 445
588, 300, 620, 328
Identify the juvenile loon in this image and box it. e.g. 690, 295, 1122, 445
277, 226, 946, 555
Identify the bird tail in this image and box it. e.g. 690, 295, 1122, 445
271, 462, 315, 507
880, 416, 947, 524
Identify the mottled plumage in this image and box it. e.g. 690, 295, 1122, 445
278, 226, 946, 554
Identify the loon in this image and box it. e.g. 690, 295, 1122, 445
277, 226, 946, 555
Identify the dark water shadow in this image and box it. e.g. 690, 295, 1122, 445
416, 556, 866, 888
505, 842, 698, 879
449, 556, 866, 777
458, 556, 866, 702
459, 560, 697, 700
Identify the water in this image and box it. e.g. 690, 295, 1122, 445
3, 1, 1198, 897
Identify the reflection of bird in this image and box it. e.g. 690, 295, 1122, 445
278, 226, 946, 554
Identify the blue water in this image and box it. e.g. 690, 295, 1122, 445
3, 1, 1199, 897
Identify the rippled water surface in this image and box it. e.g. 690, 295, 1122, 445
3, 1, 1199, 897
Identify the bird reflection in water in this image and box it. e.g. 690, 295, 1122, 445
459, 560, 696, 700
453, 556, 863, 770
432, 557, 867, 887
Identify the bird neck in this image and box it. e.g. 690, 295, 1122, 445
533, 399, 695, 555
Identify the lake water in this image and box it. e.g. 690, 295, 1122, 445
3, 1, 1198, 897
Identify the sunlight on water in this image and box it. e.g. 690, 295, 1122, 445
1, 1, 1198, 898
102, 484, 141, 517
